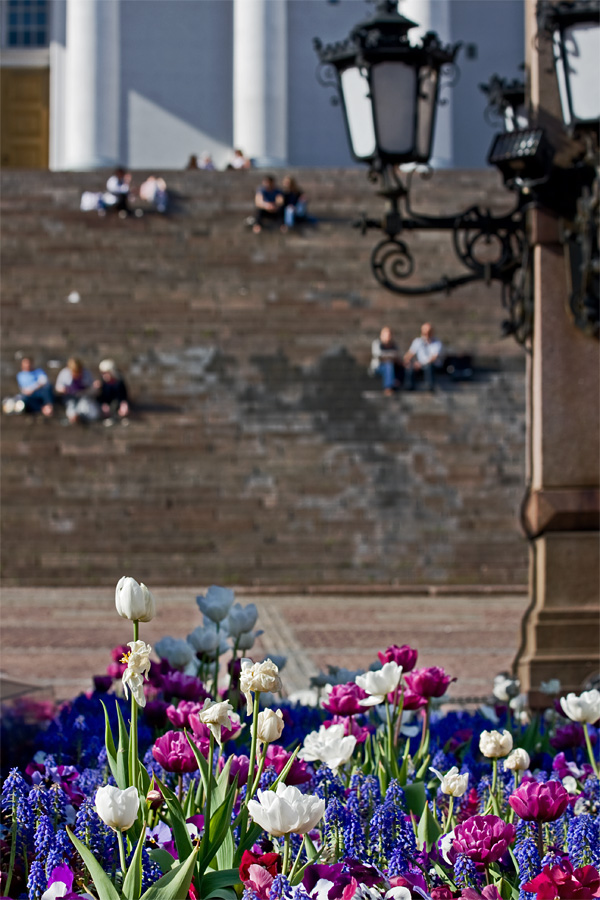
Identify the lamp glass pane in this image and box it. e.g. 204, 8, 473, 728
562, 22, 600, 123
340, 66, 376, 159
416, 66, 438, 160
552, 29, 572, 125
371, 61, 417, 156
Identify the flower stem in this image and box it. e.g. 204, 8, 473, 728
282, 833, 291, 876
117, 828, 128, 878
205, 733, 215, 847
177, 774, 183, 803
416, 702, 430, 761
4, 812, 18, 897
250, 740, 269, 798
584, 723, 599, 777
244, 693, 261, 811
444, 796, 455, 833
129, 620, 139, 791
537, 821, 544, 859
213, 623, 220, 697
288, 835, 306, 884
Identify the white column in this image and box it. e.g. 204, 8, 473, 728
233, 0, 287, 167
399, 0, 453, 168
63, 0, 120, 169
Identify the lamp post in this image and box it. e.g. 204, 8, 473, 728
314, 1, 531, 342
315, 0, 600, 695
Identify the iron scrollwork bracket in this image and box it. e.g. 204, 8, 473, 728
354, 165, 531, 343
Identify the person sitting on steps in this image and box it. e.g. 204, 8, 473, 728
369, 326, 404, 396
252, 175, 284, 233
404, 322, 443, 392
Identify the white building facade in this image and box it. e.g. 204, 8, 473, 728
0, 0, 524, 171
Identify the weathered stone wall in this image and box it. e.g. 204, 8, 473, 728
1, 169, 527, 586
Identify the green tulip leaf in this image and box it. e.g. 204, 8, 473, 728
157, 778, 194, 862
100, 700, 121, 789
66, 827, 122, 900
403, 781, 427, 817
122, 825, 145, 900
417, 801, 442, 853
201, 867, 241, 896
115, 701, 131, 789
147, 848, 177, 875
140, 846, 198, 900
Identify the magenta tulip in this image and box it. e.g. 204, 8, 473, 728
161, 671, 210, 702
323, 715, 370, 743
322, 683, 368, 716
453, 815, 516, 864
378, 644, 418, 672
404, 666, 455, 699
166, 700, 204, 729
508, 780, 570, 822
152, 730, 200, 773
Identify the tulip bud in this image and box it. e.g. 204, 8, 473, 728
479, 729, 513, 758
146, 788, 163, 810
255, 708, 285, 744
504, 748, 530, 771
115, 576, 156, 623
95, 785, 139, 831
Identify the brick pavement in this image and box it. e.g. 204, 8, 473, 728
0, 586, 529, 703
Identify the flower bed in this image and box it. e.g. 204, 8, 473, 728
1, 579, 599, 900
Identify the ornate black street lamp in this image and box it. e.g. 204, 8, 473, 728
314, 0, 600, 342
314, 0, 531, 343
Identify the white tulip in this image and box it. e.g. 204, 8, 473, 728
492, 674, 520, 703
355, 662, 402, 706
479, 729, 513, 758
154, 636, 195, 670
240, 658, 283, 714
121, 640, 152, 708
248, 782, 325, 836
503, 748, 531, 771
560, 690, 600, 725
95, 785, 139, 831
226, 602, 259, 638
196, 698, 234, 746
299, 723, 357, 773
562, 775, 579, 794
187, 624, 220, 655
196, 585, 235, 623
255, 708, 285, 744
540, 679, 561, 695
115, 576, 156, 623
430, 765, 469, 797
237, 629, 264, 651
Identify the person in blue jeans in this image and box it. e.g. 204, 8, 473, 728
281, 176, 308, 230
16, 356, 54, 416
369, 326, 404, 395
403, 323, 443, 391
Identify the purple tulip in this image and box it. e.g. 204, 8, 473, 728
222, 754, 251, 786
404, 666, 455, 699
166, 700, 204, 729
508, 780, 570, 822
143, 699, 169, 728
453, 815, 516, 864
93, 675, 113, 693
378, 644, 418, 672
161, 671, 210, 703
322, 683, 368, 716
323, 715, 371, 744
550, 721, 593, 750
152, 730, 200, 773
265, 744, 312, 785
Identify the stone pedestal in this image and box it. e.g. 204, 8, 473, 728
515, 2, 600, 697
